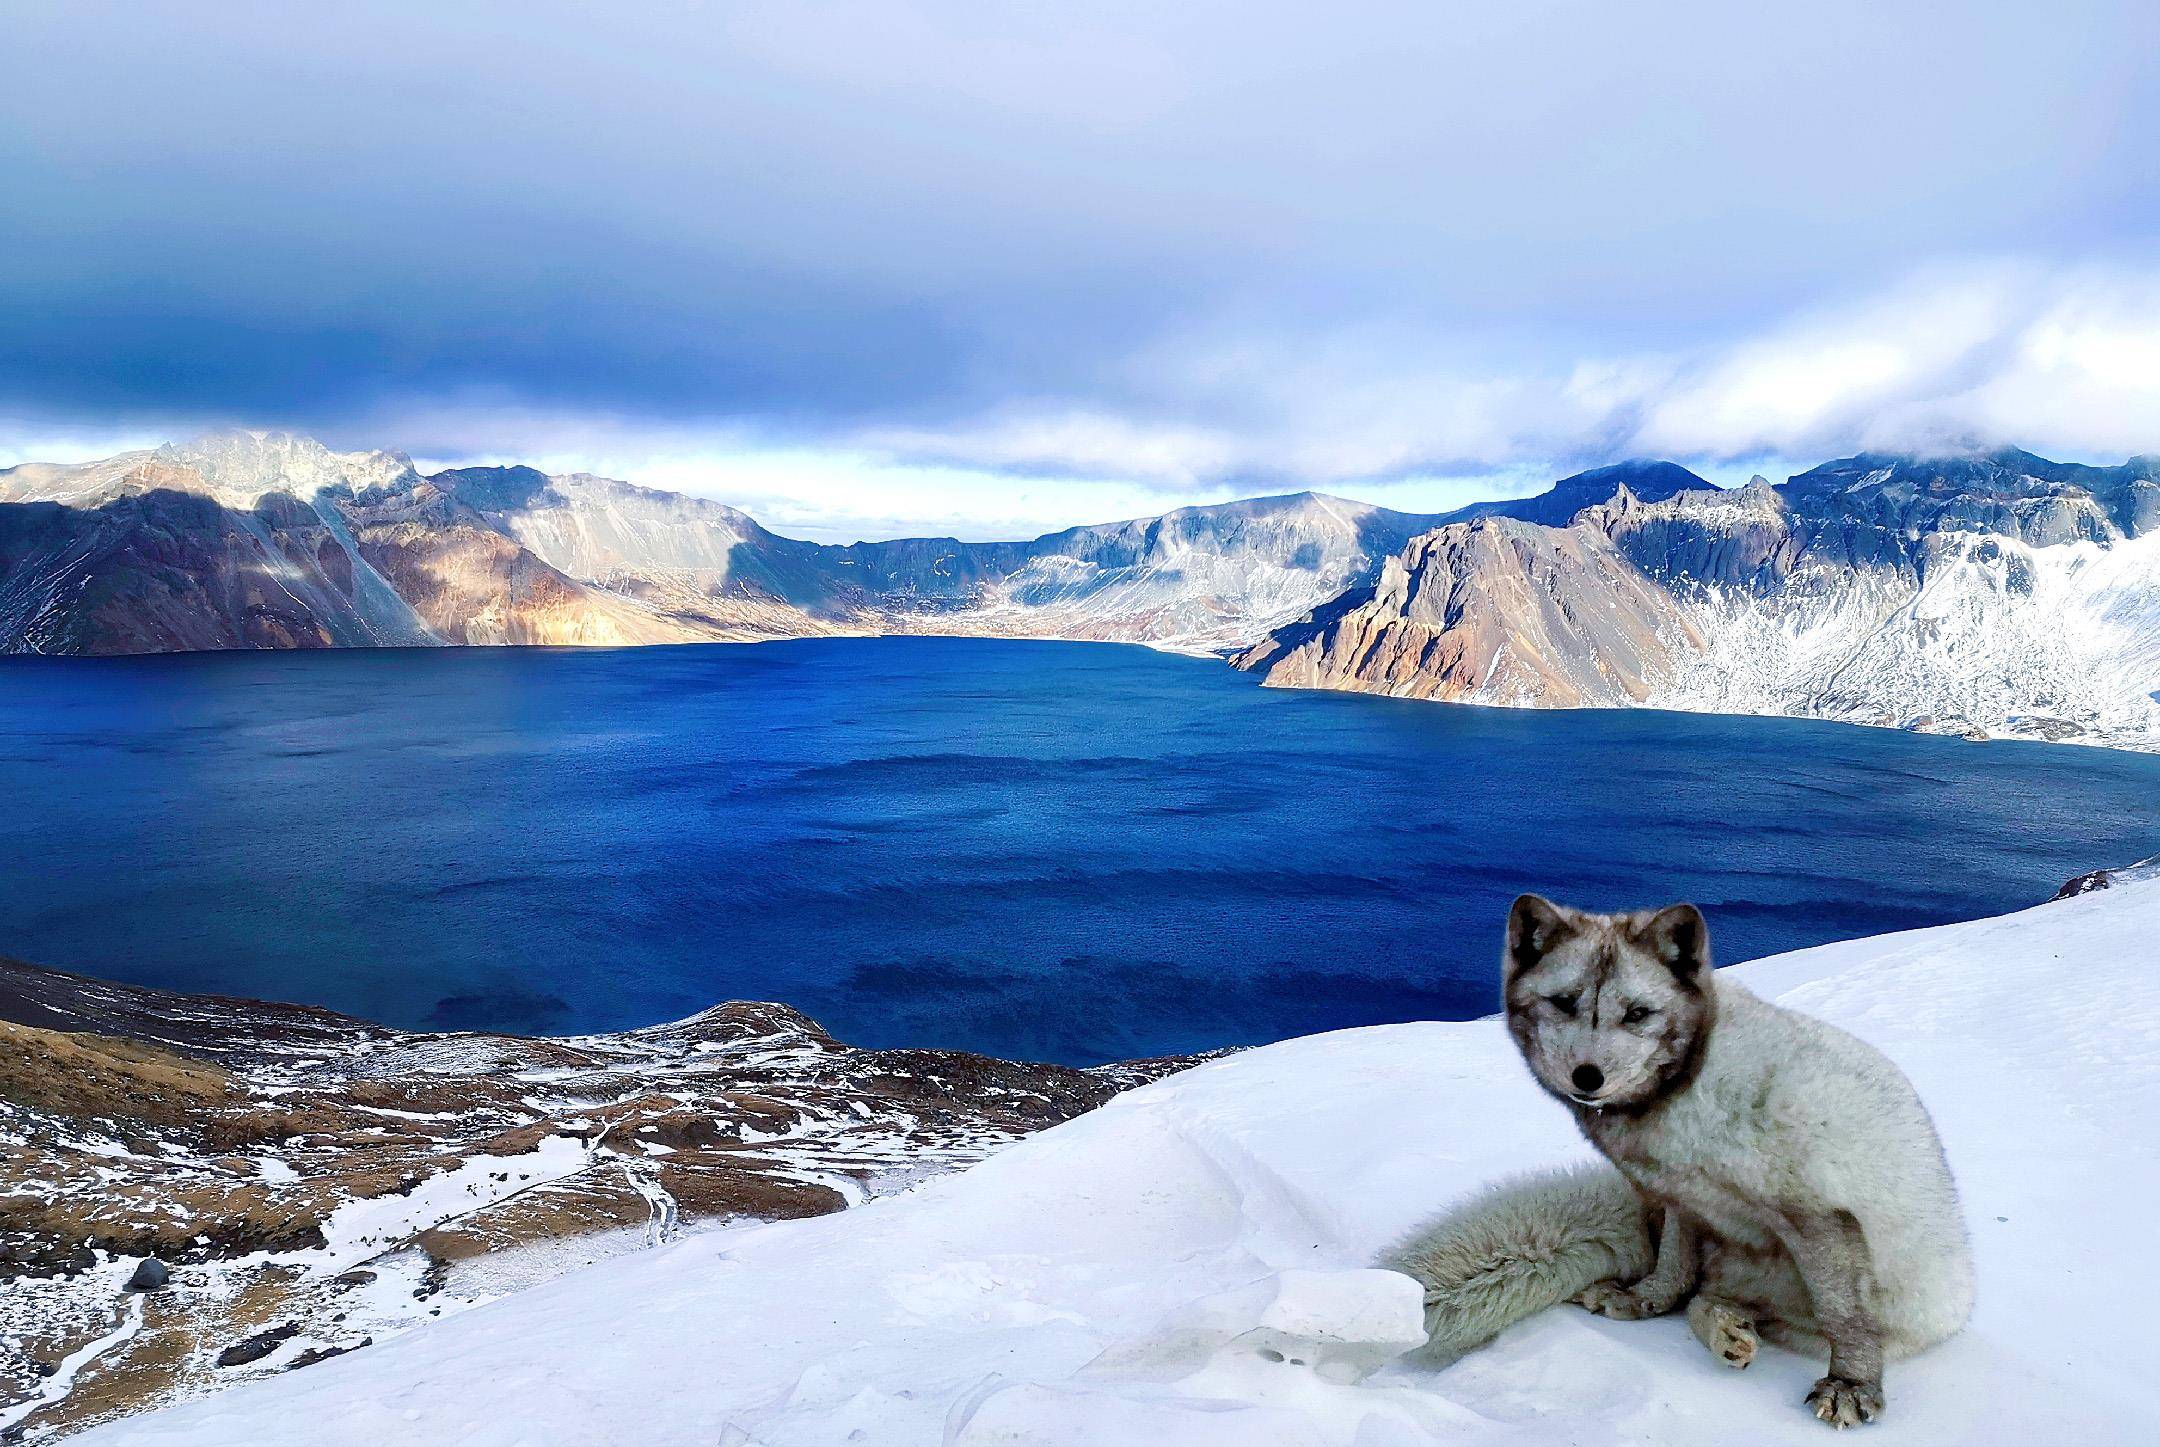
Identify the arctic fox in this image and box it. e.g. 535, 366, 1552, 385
1384, 895, 1974, 1429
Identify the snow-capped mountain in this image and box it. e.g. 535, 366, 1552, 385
7, 432, 2160, 747
1238, 450, 2160, 748
67, 868, 2160, 1445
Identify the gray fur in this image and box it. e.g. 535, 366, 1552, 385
1380, 1164, 1652, 1362
1386, 894, 1975, 1429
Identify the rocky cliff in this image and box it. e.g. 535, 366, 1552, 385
1236, 450, 2160, 747
432, 466, 1447, 650
1233, 511, 1699, 707
0, 434, 714, 654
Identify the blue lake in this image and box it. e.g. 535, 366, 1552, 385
2, 638, 2155, 1064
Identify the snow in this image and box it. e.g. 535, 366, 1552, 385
0, 1262, 147, 1435
78, 880, 2160, 1445
308, 1135, 592, 1271
1657, 531, 2160, 748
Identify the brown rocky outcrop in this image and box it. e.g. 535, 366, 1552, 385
1235, 513, 1697, 707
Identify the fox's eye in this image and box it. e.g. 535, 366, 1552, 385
1622, 1004, 1655, 1026
1546, 993, 1579, 1017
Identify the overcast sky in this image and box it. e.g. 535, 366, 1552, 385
5, 1, 2159, 539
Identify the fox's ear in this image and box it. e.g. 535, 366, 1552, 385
1633, 903, 1709, 982
1505, 894, 1573, 977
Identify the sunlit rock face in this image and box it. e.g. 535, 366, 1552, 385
0, 434, 709, 654
1234, 513, 1694, 708
439, 472, 1454, 651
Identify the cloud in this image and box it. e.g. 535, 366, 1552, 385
849, 263, 2160, 490
860, 412, 1247, 493
1957, 273, 2160, 457
1635, 265, 2160, 463
15, 260, 2160, 540
4, 2, 2160, 532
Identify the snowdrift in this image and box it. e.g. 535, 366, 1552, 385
86, 879, 2160, 1444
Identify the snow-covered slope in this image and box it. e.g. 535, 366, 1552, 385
84, 875, 2160, 1444
1660, 529, 2160, 741
0, 959, 1191, 1439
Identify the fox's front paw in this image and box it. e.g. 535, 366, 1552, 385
1806, 1375, 1883, 1429
1687, 1297, 1756, 1368
1573, 1280, 1678, 1320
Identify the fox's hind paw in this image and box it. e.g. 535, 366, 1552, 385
1806, 1375, 1883, 1429
1573, 1280, 1678, 1320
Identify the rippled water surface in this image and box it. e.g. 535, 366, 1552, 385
4, 639, 2156, 1063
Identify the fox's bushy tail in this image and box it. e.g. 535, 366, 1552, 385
1380, 1164, 1651, 1362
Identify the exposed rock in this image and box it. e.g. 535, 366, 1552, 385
0, 435, 706, 655
288, 1341, 365, 1370
2053, 854, 2160, 899
437, 467, 1456, 651
2055, 868, 2115, 899
6, 433, 2157, 744
1234, 512, 1697, 707
124, 1259, 169, 1293
216, 1325, 300, 1369
1448, 458, 1711, 530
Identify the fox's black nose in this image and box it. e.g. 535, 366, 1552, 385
1571, 1064, 1604, 1093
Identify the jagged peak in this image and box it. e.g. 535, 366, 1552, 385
153, 428, 420, 502
163, 426, 405, 467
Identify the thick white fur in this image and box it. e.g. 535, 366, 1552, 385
1634, 976, 1976, 1361
1387, 975, 1973, 1366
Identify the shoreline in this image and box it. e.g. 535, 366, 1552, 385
6, 630, 2153, 754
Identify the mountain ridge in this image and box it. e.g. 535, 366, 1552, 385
4, 433, 1485, 654
5, 430, 2158, 747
